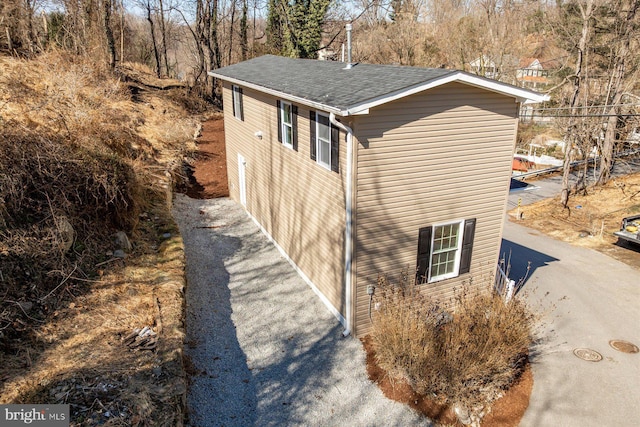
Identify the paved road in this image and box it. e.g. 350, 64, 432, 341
502, 219, 640, 427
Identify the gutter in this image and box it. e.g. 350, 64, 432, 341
330, 113, 354, 337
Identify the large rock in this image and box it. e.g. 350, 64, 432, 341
57, 216, 75, 253
114, 231, 132, 252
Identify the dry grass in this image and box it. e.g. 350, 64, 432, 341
0, 51, 200, 425
513, 171, 640, 268
371, 273, 536, 422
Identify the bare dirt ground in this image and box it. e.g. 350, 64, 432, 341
182, 113, 229, 199
187, 116, 532, 426
511, 172, 640, 270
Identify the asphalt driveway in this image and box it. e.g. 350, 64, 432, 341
172, 194, 426, 427
502, 220, 640, 427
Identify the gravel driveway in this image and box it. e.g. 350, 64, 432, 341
172, 194, 426, 427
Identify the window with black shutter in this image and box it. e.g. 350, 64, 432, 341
277, 100, 296, 150
232, 85, 243, 121
309, 111, 316, 161
416, 218, 476, 283
310, 110, 339, 173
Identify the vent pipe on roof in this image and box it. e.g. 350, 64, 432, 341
344, 23, 354, 70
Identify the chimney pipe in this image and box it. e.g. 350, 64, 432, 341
344, 23, 353, 69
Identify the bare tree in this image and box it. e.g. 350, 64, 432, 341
556, 0, 597, 208
141, 0, 162, 77
104, 0, 117, 68
596, 0, 640, 184
240, 0, 248, 60
158, 0, 170, 75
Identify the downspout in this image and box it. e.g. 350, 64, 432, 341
330, 113, 354, 337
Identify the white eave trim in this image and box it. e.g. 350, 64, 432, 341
343, 72, 550, 115
209, 72, 345, 116
210, 70, 550, 117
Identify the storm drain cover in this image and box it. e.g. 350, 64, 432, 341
573, 348, 603, 362
609, 340, 639, 354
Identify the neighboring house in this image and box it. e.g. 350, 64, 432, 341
209, 55, 547, 337
469, 55, 498, 79
517, 58, 550, 89
318, 47, 337, 61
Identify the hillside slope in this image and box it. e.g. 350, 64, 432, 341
0, 52, 202, 425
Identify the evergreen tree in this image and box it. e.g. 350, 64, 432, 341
266, 0, 332, 59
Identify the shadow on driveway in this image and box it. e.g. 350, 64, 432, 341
173, 195, 424, 427
500, 239, 559, 291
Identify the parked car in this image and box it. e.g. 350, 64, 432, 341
614, 214, 640, 246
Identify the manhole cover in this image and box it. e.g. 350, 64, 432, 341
609, 340, 639, 354
573, 348, 603, 362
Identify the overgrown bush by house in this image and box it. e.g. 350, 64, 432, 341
371, 272, 537, 423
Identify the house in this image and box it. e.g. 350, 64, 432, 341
209, 55, 547, 337
517, 58, 551, 89
469, 55, 499, 79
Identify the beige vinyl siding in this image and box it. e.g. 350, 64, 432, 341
352, 82, 518, 337
222, 82, 349, 316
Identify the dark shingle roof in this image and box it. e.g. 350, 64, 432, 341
209, 55, 548, 113
211, 55, 454, 111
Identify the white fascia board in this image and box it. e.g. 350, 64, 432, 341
454, 72, 550, 103
210, 70, 550, 117
343, 71, 550, 114
209, 72, 346, 116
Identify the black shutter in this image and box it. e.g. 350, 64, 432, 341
276, 100, 282, 143
459, 218, 476, 274
416, 226, 432, 284
309, 111, 316, 161
330, 124, 339, 173
232, 87, 236, 118
292, 105, 298, 151
238, 87, 244, 121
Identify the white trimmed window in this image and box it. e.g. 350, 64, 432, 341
316, 112, 331, 169
430, 221, 464, 281
232, 85, 243, 121
309, 110, 339, 173
280, 101, 293, 149
416, 219, 476, 284
276, 100, 297, 149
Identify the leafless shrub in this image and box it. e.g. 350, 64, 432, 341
371, 271, 537, 417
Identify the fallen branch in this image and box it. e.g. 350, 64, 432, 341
95, 258, 119, 267
40, 263, 77, 302
6, 300, 45, 323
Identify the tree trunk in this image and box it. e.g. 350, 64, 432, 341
146, 1, 161, 78
158, 0, 170, 77
596, 0, 639, 185
228, 0, 236, 65
561, 0, 594, 208
120, 0, 125, 63
104, 0, 117, 69
207, 0, 221, 98
240, 0, 248, 61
